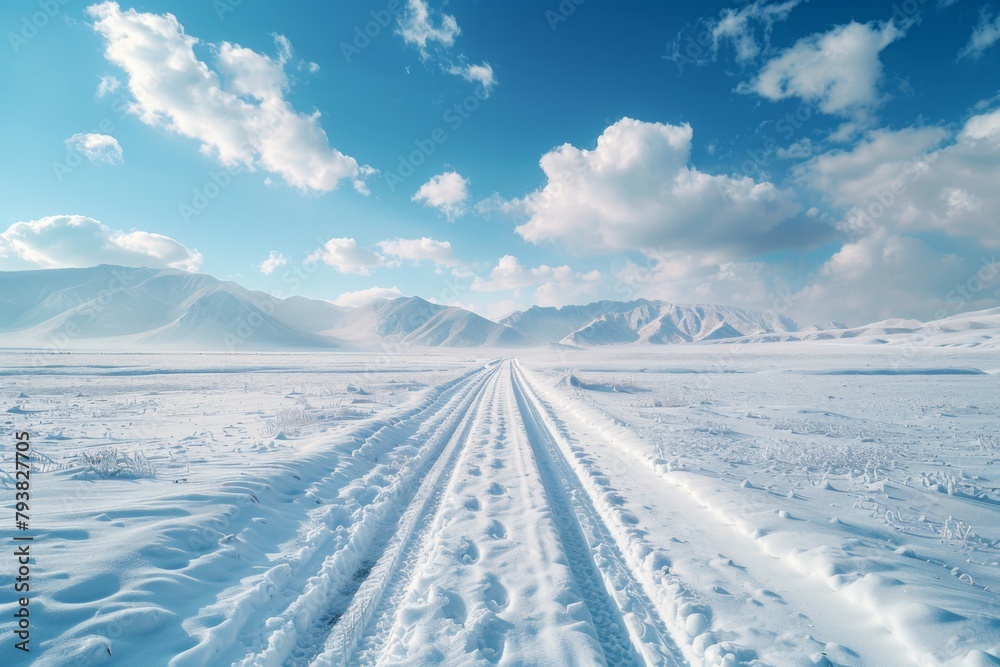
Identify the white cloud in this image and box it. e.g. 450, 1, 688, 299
412, 171, 470, 219
472, 255, 551, 291
798, 111, 1000, 244
960, 107, 1000, 141
65, 133, 123, 165
613, 254, 791, 313
534, 276, 601, 308
445, 62, 496, 93
96, 74, 120, 97
397, 0, 460, 54
560, 111, 1000, 324
307, 238, 383, 275
377, 237, 458, 266
594, 108, 1000, 325
333, 286, 403, 307
775, 137, 815, 160
258, 250, 287, 275
794, 230, 971, 324
0, 215, 202, 271
959, 10, 1000, 60
396, 0, 496, 96
508, 118, 817, 260
780, 110, 1000, 322
710, 0, 804, 62
796, 126, 947, 208
87, 2, 371, 193
742, 20, 905, 116
471, 255, 601, 307
475, 193, 524, 219
305, 235, 461, 276
610, 239, 991, 327
827, 121, 864, 144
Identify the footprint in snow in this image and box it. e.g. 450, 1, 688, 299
458, 538, 480, 564
466, 611, 510, 664
436, 587, 467, 625
483, 574, 509, 612
486, 520, 507, 539
619, 512, 640, 525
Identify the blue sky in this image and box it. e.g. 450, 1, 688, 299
1, 0, 999, 325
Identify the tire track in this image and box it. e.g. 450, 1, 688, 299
361, 361, 623, 665
211, 364, 499, 666
231, 359, 685, 666
504, 368, 642, 666
339, 360, 683, 665
518, 361, 917, 665
308, 367, 504, 666
349, 364, 510, 665
510, 362, 686, 666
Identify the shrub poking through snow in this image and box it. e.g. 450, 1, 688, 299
72, 447, 156, 480
30, 449, 61, 473
257, 408, 317, 438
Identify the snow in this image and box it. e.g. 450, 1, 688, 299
1, 342, 999, 665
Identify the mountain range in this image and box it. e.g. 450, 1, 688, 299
0, 265, 996, 351
501, 301, 799, 345
0, 265, 539, 351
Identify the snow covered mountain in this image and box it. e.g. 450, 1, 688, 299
2, 266, 997, 351
500, 300, 648, 342
0, 265, 342, 350
741, 308, 1000, 349
502, 299, 800, 346
327, 296, 542, 347
0, 266, 539, 350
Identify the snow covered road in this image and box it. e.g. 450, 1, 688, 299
220, 359, 685, 666
4, 349, 998, 665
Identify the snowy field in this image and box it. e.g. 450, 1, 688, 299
1, 344, 999, 666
